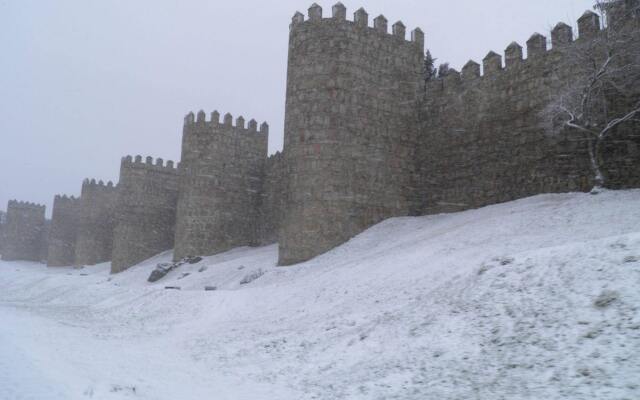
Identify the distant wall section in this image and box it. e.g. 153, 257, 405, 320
75, 179, 117, 266
111, 156, 180, 273
174, 111, 269, 260
1, 200, 46, 262
47, 195, 80, 267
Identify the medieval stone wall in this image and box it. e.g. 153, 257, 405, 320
1, 200, 46, 262
417, 11, 640, 215
279, 4, 424, 265
47, 195, 80, 267
111, 156, 180, 273
0, 211, 6, 255
75, 179, 117, 266
173, 111, 269, 260
256, 151, 287, 246
2, 2, 638, 270
40, 219, 50, 262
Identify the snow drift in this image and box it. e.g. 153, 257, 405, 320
1, 190, 639, 399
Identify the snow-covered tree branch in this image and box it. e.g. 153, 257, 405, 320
544, 0, 640, 192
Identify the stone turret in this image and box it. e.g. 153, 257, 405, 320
47, 195, 80, 267
75, 179, 118, 266
280, 4, 424, 265
1, 200, 47, 262
111, 155, 180, 273
174, 110, 269, 261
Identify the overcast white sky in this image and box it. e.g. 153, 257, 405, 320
0, 0, 596, 216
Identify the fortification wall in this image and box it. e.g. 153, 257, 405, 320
0, 211, 6, 255
111, 156, 180, 273
75, 179, 117, 266
173, 110, 269, 260
1, 200, 46, 262
279, 4, 424, 265
47, 195, 80, 267
418, 10, 640, 215
40, 219, 50, 262
256, 151, 287, 245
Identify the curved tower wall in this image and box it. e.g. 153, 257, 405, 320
279, 5, 424, 265
47, 195, 80, 267
111, 156, 180, 273
1, 201, 46, 262
173, 111, 269, 260
75, 179, 117, 266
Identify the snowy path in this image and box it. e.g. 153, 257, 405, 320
0, 300, 295, 400
0, 308, 68, 400
0, 190, 639, 399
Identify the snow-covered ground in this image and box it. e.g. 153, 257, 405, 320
1, 190, 639, 400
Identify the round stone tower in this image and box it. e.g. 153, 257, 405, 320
279, 3, 424, 265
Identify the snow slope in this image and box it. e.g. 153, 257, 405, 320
1, 190, 639, 400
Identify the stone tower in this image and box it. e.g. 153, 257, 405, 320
1, 200, 46, 262
173, 110, 269, 260
111, 155, 180, 273
47, 195, 80, 267
279, 4, 424, 265
75, 179, 117, 266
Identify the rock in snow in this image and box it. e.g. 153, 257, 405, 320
1, 190, 640, 400
147, 256, 202, 282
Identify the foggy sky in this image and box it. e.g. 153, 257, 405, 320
0, 0, 596, 216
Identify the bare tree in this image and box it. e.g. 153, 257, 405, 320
545, 0, 640, 192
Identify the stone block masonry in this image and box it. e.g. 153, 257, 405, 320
0, 211, 5, 255
47, 195, 81, 267
255, 151, 287, 246
417, 8, 640, 215
1, 200, 47, 262
278, 4, 424, 265
75, 179, 117, 266
3, 1, 638, 270
173, 111, 269, 261
111, 156, 180, 273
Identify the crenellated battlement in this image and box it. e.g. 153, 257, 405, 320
428, 10, 604, 90
82, 178, 116, 188
7, 200, 46, 213
121, 155, 180, 173
53, 194, 79, 204
76, 177, 118, 267
81, 178, 117, 194
48, 193, 81, 267
3, 199, 47, 262
174, 105, 270, 260
183, 110, 269, 135
266, 150, 284, 164
290, 3, 424, 50
112, 152, 180, 273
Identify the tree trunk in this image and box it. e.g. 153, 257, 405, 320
589, 137, 606, 192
